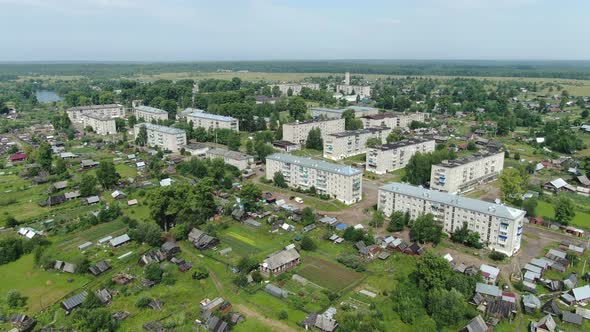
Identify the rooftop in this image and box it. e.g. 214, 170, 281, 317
134, 123, 185, 135
371, 137, 434, 151
434, 150, 503, 168
329, 127, 390, 138
83, 113, 113, 121
267, 153, 362, 176
262, 248, 300, 270
362, 111, 416, 120
380, 182, 526, 220
187, 112, 238, 122
284, 117, 343, 126
207, 147, 253, 161
311, 106, 378, 114
134, 105, 167, 114
67, 104, 121, 111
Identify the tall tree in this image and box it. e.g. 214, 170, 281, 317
96, 160, 121, 189
499, 168, 528, 205
239, 182, 261, 212
136, 125, 148, 146
342, 109, 363, 130
273, 171, 287, 188
410, 214, 442, 244
305, 127, 323, 150
79, 174, 98, 197
287, 96, 307, 120
37, 142, 53, 172
554, 195, 575, 224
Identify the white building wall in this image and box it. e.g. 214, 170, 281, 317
430, 151, 505, 193
282, 118, 345, 145
366, 139, 436, 174
323, 127, 391, 160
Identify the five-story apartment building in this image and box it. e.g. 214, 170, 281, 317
366, 138, 436, 174
323, 127, 391, 160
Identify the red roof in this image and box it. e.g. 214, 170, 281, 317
9, 152, 26, 161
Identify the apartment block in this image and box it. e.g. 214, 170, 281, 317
81, 113, 116, 135
273, 83, 320, 96
366, 138, 436, 174
362, 112, 427, 129
266, 153, 362, 205
282, 118, 345, 145
134, 105, 169, 122
310, 106, 379, 119
66, 104, 125, 123
134, 123, 186, 152
378, 182, 524, 256
336, 84, 372, 98
205, 147, 254, 171
186, 112, 239, 132
430, 150, 505, 193
323, 127, 391, 160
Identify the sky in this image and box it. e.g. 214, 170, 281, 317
0, 0, 589, 61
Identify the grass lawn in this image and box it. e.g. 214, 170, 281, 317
0, 254, 91, 313
115, 163, 138, 178
537, 200, 590, 230
54, 220, 128, 253
297, 255, 363, 292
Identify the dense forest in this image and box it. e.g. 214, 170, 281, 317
2, 60, 590, 80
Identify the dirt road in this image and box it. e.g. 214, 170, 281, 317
235, 304, 300, 332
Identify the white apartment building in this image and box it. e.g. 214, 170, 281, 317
336, 84, 372, 98
362, 112, 427, 129
310, 106, 379, 119
134, 123, 186, 152
81, 113, 117, 135
282, 118, 345, 145
378, 182, 524, 256
266, 153, 362, 205
430, 150, 505, 193
324, 127, 391, 160
177, 107, 205, 120
205, 147, 254, 171
186, 112, 239, 132
274, 83, 320, 96
134, 105, 169, 122
366, 138, 436, 174
66, 104, 125, 123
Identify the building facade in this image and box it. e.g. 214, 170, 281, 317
430, 150, 505, 193
134, 105, 169, 122
366, 138, 436, 174
81, 113, 117, 135
282, 118, 345, 145
323, 127, 391, 160
186, 112, 239, 132
134, 123, 186, 152
205, 147, 254, 171
336, 84, 372, 98
273, 83, 320, 96
310, 106, 379, 119
66, 104, 125, 124
362, 112, 427, 129
378, 182, 524, 256
265, 153, 362, 205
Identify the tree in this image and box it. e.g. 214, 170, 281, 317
136, 125, 148, 146
288, 96, 307, 120
427, 288, 469, 328
365, 137, 381, 148
115, 118, 126, 132
239, 182, 261, 212
273, 171, 287, 188
581, 109, 589, 119
54, 157, 67, 176
245, 139, 255, 155
554, 195, 575, 224
6, 290, 26, 308
370, 210, 385, 228
278, 310, 289, 320
342, 109, 363, 130
386, 128, 405, 143
72, 308, 117, 332
499, 168, 528, 205
523, 198, 538, 217
254, 142, 275, 163
410, 214, 442, 244
305, 127, 323, 150
96, 160, 120, 189
387, 211, 405, 232
467, 141, 477, 151
301, 235, 317, 251
128, 115, 138, 127
145, 263, 163, 282
37, 142, 53, 172
79, 174, 98, 197
82, 291, 104, 309
129, 222, 162, 246
300, 207, 315, 225
4, 215, 18, 228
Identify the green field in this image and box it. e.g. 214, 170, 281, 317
298, 255, 363, 292
537, 200, 590, 230
0, 254, 91, 313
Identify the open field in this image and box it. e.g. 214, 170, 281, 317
537, 200, 590, 230
0, 254, 91, 313
297, 255, 363, 292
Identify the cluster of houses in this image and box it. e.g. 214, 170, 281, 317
197, 297, 243, 332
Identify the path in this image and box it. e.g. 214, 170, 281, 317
235, 304, 300, 332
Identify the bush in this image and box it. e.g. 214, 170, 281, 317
144, 263, 163, 282
135, 297, 151, 308
6, 290, 26, 308
300, 235, 317, 251
489, 251, 507, 261
337, 255, 366, 272
192, 267, 209, 280
278, 310, 288, 320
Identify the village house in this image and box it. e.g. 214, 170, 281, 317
259, 248, 300, 277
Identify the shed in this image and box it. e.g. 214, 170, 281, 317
78, 241, 93, 251
62, 291, 88, 311
109, 234, 131, 247
562, 312, 583, 326
265, 284, 288, 298
86, 195, 100, 205
461, 315, 487, 332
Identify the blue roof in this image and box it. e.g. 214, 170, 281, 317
335, 223, 348, 230
187, 112, 237, 122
